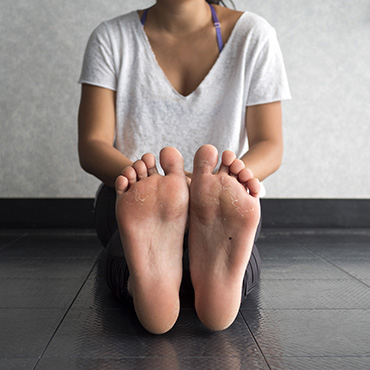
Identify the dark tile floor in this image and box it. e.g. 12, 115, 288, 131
1, 229, 370, 370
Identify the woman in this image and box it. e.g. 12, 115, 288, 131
78, 0, 291, 334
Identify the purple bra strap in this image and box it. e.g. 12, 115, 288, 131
141, 5, 224, 52
209, 4, 224, 52
140, 9, 149, 26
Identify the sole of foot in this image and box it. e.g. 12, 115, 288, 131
189, 145, 260, 331
115, 147, 189, 334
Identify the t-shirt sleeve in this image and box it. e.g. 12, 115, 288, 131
246, 29, 291, 106
78, 22, 117, 91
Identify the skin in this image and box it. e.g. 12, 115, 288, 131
78, 0, 283, 187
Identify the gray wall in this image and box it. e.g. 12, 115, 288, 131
1, 0, 369, 198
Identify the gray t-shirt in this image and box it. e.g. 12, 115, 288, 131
79, 10, 291, 189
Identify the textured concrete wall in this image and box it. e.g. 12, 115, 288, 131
1, 0, 369, 198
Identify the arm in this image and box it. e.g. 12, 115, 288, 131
240, 101, 283, 181
78, 84, 133, 188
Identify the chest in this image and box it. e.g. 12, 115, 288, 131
146, 31, 220, 97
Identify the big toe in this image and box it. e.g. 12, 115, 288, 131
160, 147, 185, 175
193, 145, 218, 175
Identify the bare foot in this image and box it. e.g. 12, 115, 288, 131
115, 147, 189, 334
189, 145, 260, 331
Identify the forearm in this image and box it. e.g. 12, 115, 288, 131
78, 139, 133, 188
240, 140, 283, 182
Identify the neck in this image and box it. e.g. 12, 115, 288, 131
148, 0, 212, 35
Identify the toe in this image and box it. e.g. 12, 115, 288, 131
238, 168, 260, 196
218, 150, 236, 173
122, 166, 137, 187
160, 147, 185, 175
142, 153, 158, 176
193, 145, 218, 175
133, 160, 148, 180
115, 175, 129, 195
246, 178, 260, 197
229, 159, 245, 177
238, 168, 254, 184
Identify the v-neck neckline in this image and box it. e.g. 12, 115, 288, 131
135, 10, 247, 99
